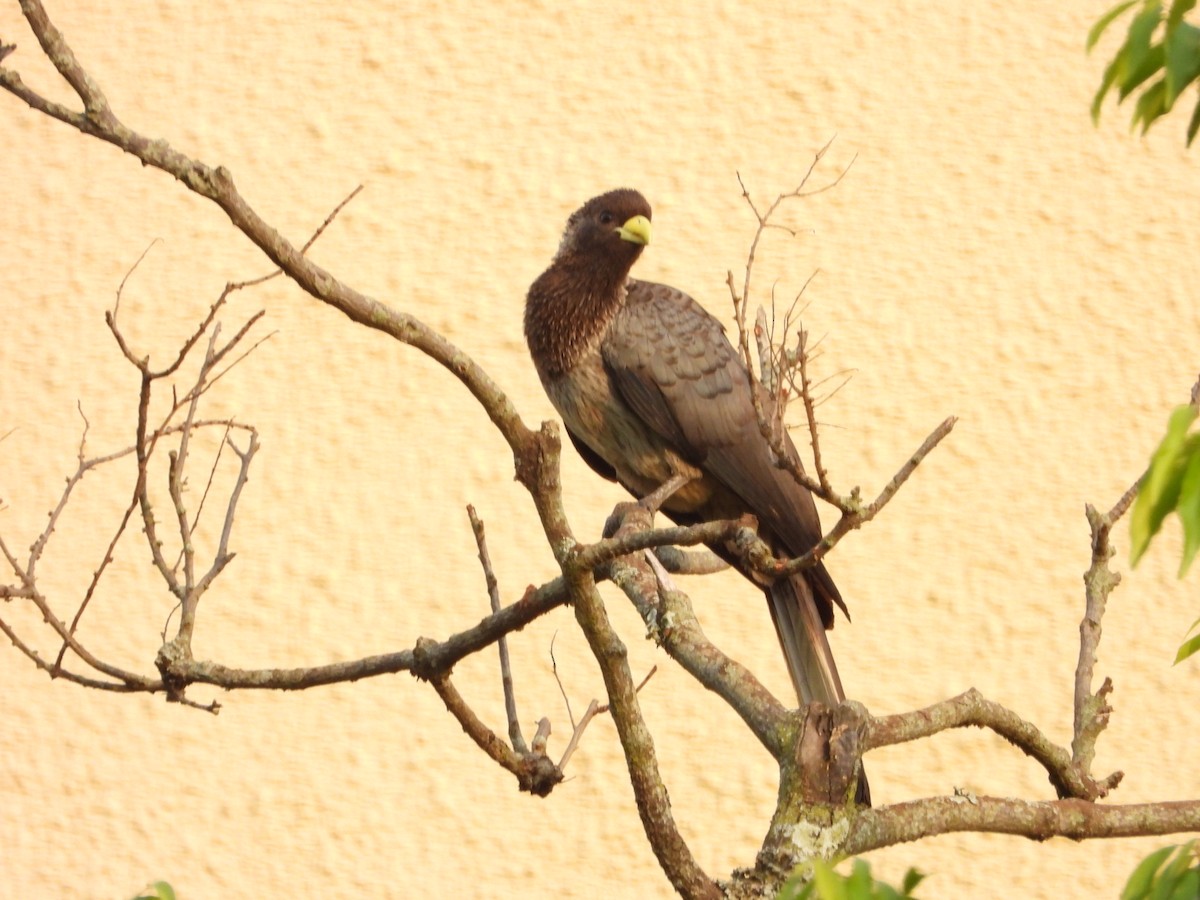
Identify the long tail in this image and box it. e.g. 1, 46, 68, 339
768, 574, 871, 806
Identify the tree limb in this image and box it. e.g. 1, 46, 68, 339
844, 796, 1200, 856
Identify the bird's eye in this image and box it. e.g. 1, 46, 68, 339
599, 211, 614, 226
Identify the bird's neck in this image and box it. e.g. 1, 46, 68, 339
525, 261, 632, 378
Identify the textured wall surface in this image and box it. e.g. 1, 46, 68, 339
2, 3, 1198, 898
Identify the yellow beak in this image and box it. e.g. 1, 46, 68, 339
616, 215, 652, 246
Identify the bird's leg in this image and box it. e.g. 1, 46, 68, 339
638, 470, 697, 515
602, 470, 697, 538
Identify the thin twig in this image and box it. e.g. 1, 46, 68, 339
301, 184, 365, 255
50, 418, 256, 668
468, 504, 527, 754
421, 649, 562, 797
557, 665, 657, 772
754, 306, 776, 395
213, 432, 257, 562
26, 408, 130, 583
549, 633, 577, 729
728, 151, 858, 511
764, 416, 958, 579
795, 328, 830, 492
171, 329, 221, 601
112, 239, 161, 319
0, 614, 161, 692
177, 421, 232, 571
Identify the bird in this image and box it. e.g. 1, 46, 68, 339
524, 188, 867, 804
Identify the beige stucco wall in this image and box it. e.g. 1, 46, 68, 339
2, 3, 1197, 897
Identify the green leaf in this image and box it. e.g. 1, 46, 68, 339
900, 868, 926, 896
1133, 77, 1169, 131
1176, 438, 1200, 575
1123, 842, 1199, 900
845, 859, 873, 895
1167, 0, 1198, 30
781, 859, 927, 899
812, 860, 850, 900
1119, 43, 1167, 101
777, 873, 813, 900
1126, 2, 1166, 78
1188, 95, 1200, 143
1123, 845, 1179, 899
1156, 843, 1199, 899
1090, 0, 1142, 50
1131, 405, 1198, 566
1094, 49, 1130, 122
1118, 43, 1166, 102
1169, 868, 1200, 900
1163, 22, 1200, 104
1176, 629, 1200, 664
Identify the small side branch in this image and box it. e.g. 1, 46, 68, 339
844, 795, 1200, 857
651, 545, 728, 576
162, 574, 575, 692
468, 505, 527, 754
723, 161, 957, 583
424, 664, 561, 797
1073, 497, 1126, 776
556, 667, 658, 773
1072, 377, 1199, 775
865, 688, 1121, 801
761, 416, 958, 580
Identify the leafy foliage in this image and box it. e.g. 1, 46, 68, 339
1130, 405, 1200, 574
1121, 841, 1200, 899
1089, 0, 1200, 144
131, 882, 176, 900
779, 859, 925, 900
1176, 615, 1200, 664
1129, 404, 1200, 661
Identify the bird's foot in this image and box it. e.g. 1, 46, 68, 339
637, 471, 695, 515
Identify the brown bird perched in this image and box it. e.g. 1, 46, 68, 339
525, 188, 867, 804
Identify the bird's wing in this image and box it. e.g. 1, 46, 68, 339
603, 279, 856, 742
601, 282, 822, 549
595, 283, 720, 463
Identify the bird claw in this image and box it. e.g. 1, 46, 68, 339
602, 501, 650, 538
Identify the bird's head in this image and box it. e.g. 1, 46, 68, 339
555, 188, 653, 271
526, 189, 655, 376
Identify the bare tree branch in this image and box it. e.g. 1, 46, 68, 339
766, 416, 958, 579
0, 6, 540, 474
563, 568, 720, 899
424, 663, 562, 797
602, 502, 790, 760
5, 6, 1200, 896
865, 688, 1120, 801
652, 545, 729, 576
843, 796, 1200, 857
1072, 377, 1200, 775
